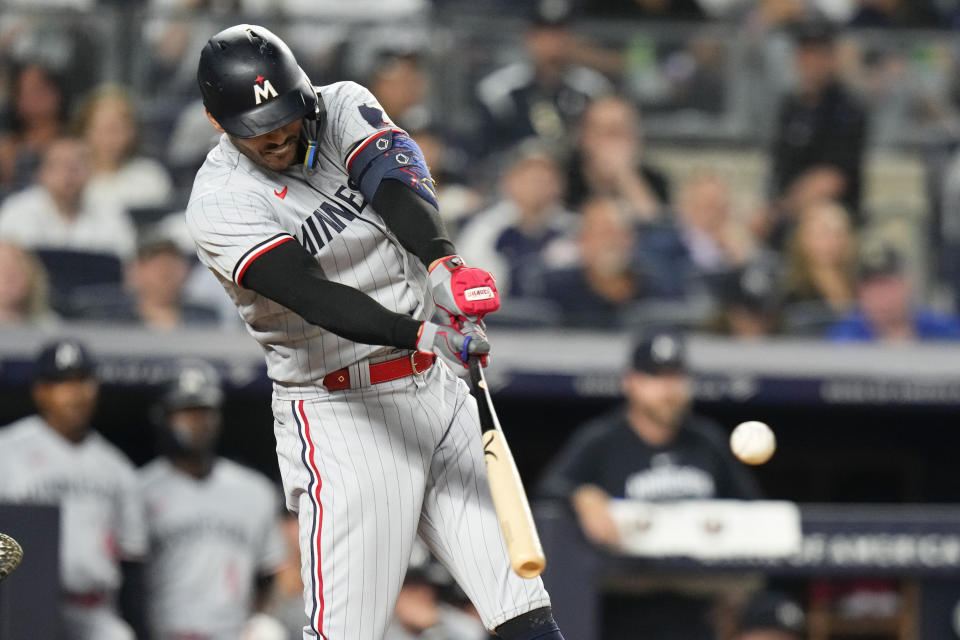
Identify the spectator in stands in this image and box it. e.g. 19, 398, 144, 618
565, 95, 670, 220
457, 143, 577, 297
0, 339, 148, 640
0, 63, 68, 196
538, 329, 760, 639
770, 18, 867, 221
408, 127, 483, 228
583, 0, 706, 20
75, 231, 217, 329
75, 85, 173, 212
0, 137, 136, 260
532, 196, 689, 327
677, 171, 753, 274
0, 242, 54, 326
827, 243, 960, 341
368, 51, 432, 133
709, 257, 783, 338
847, 0, 942, 28
732, 590, 806, 640
781, 200, 856, 333
475, 0, 612, 154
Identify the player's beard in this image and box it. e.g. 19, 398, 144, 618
640, 394, 690, 432
258, 134, 299, 170
228, 122, 302, 172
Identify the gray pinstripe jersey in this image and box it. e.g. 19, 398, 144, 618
139, 458, 286, 637
186, 81, 430, 398
0, 416, 147, 593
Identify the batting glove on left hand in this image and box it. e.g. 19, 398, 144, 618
428, 255, 500, 328
416, 320, 490, 370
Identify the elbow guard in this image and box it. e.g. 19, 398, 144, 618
346, 130, 439, 209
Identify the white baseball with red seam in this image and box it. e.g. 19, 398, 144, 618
730, 420, 776, 465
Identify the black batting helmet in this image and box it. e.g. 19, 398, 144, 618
160, 361, 223, 415
197, 24, 319, 139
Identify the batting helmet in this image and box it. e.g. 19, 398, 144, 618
197, 24, 319, 139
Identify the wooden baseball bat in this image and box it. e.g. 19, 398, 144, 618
468, 359, 546, 578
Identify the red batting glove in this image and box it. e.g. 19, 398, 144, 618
428, 255, 500, 329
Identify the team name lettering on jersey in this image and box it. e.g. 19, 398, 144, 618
15, 477, 122, 504
152, 519, 252, 551
299, 185, 367, 255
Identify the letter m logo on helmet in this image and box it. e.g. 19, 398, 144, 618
253, 78, 279, 105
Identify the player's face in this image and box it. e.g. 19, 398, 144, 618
33, 378, 99, 441
168, 407, 221, 455
208, 112, 302, 172
624, 371, 691, 429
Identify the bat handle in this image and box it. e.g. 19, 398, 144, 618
467, 356, 483, 386
467, 357, 498, 433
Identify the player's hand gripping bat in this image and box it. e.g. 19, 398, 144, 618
467, 358, 546, 578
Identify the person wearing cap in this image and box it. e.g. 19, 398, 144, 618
475, 0, 612, 155
710, 258, 783, 338
827, 243, 960, 341
138, 361, 286, 640
0, 339, 148, 640
769, 17, 867, 225
537, 330, 760, 639
732, 590, 806, 640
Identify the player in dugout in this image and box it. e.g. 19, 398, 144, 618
0, 339, 147, 640
139, 361, 287, 640
186, 24, 564, 640
538, 328, 760, 639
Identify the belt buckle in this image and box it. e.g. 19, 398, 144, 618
410, 352, 427, 376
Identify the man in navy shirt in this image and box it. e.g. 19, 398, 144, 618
828, 244, 960, 341
538, 329, 759, 639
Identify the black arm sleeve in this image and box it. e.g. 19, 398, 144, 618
242, 240, 423, 348
119, 560, 148, 640
371, 179, 456, 267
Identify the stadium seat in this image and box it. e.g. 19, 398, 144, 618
33, 248, 123, 317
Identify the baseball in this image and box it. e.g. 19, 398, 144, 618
730, 420, 776, 465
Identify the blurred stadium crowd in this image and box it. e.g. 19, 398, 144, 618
3, 0, 960, 340
3, 0, 960, 638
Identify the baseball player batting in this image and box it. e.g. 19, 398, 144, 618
187, 25, 564, 640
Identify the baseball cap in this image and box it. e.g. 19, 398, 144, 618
790, 16, 837, 47
857, 243, 904, 283
161, 360, 223, 413
630, 330, 687, 375
737, 590, 806, 637
34, 339, 96, 382
716, 260, 781, 314
136, 228, 184, 260
529, 0, 575, 27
